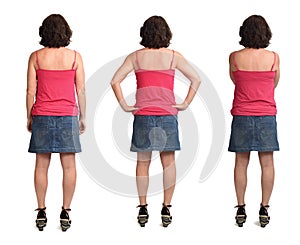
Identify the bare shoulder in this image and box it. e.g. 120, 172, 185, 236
28, 49, 41, 69
262, 50, 279, 65
28, 51, 36, 62
123, 50, 138, 65
268, 50, 280, 68
74, 50, 83, 61
172, 50, 184, 58
229, 51, 238, 62
171, 50, 186, 64
269, 50, 280, 58
127, 50, 137, 59
264, 49, 276, 55
29, 48, 44, 60
230, 48, 245, 56
63, 47, 78, 56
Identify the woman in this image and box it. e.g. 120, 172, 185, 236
26, 14, 86, 231
111, 15, 201, 227
228, 15, 280, 228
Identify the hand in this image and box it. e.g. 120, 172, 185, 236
172, 101, 189, 111
120, 102, 139, 113
79, 118, 86, 134
27, 117, 33, 132
123, 106, 139, 113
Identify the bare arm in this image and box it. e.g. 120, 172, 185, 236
26, 52, 37, 132
110, 54, 137, 112
173, 53, 201, 111
274, 53, 280, 88
229, 52, 236, 84
75, 52, 86, 134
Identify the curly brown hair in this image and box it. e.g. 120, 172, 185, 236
239, 15, 272, 49
140, 16, 172, 49
39, 14, 72, 48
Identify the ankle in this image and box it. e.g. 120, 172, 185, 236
137, 203, 148, 208
260, 203, 270, 208
162, 203, 172, 208
61, 206, 71, 214
35, 207, 46, 211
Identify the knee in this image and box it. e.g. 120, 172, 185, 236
261, 161, 274, 169
60, 153, 76, 170
62, 162, 76, 172
259, 153, 274, 169
162, 161, 176, 171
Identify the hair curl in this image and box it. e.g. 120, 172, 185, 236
239, 15, 272, 49
39, 14, 72, 48
140, 16, 172, 49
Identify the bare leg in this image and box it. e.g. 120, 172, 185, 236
234, 152, 250, 205
34, 153, 51, 208
136, 152, 152, 205
258, 152, 275, 206
60, 153, 76, 209
160, 151, 176, 205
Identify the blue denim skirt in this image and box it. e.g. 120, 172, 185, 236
130, 115, 181, 152
28, 116, 82, 153
228, 116, 279, 152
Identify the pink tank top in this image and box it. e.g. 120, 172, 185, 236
134, 50, 178, 116
231, 52, 277, 116
31, 50, 78, 116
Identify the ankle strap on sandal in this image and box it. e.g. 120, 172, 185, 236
62, 206, 71, 212
137, 204, 148, 208
162, 203, 172, 208
35, 207, 46, 211
234, 204, 246, 208
260, 203, 270, 208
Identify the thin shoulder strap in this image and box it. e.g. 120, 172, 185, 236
72, 50, 77, 70
270, 51, 276, 71
232, 52, 239, 70
35, 51, 40, 70
170, 50, 175, 69
135, 51, 140, 69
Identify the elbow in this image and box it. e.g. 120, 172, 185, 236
77, 86, 86, 97
26, 89, 35, 98
110, 79, 118, 87
192, 78, 201, 89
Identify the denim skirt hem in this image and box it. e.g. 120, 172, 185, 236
228, 115, 279, 153
130, 115, 181, 152
130, 146, 181, 152
228, 147, 280, 153
28, 116, 82, 154
28, 148, 82, 154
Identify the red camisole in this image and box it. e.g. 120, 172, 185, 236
31, 50, 79, 116
133, 50, 178, 116
231, 52, 277, 116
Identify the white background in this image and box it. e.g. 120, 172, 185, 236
0, 0, 299, 244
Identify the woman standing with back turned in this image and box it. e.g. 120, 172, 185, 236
111, 16, 201, 227
228, 15, 280, 228
26, 14, 86, 231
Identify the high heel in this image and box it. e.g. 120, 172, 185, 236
137, 204, 149, 227
235, 204, 247, 227
161, 203, 172, 227
60, 207, 71, 232
259, 204, 270, 228
35, 207, 47, 231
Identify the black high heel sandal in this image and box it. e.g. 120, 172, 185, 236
259, 204, 270, 228
60, 207, 72, 232
137, 204, 149, 227
161, 203, 172, 227
35, 207, 47, 231
235, 204, 247, 227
